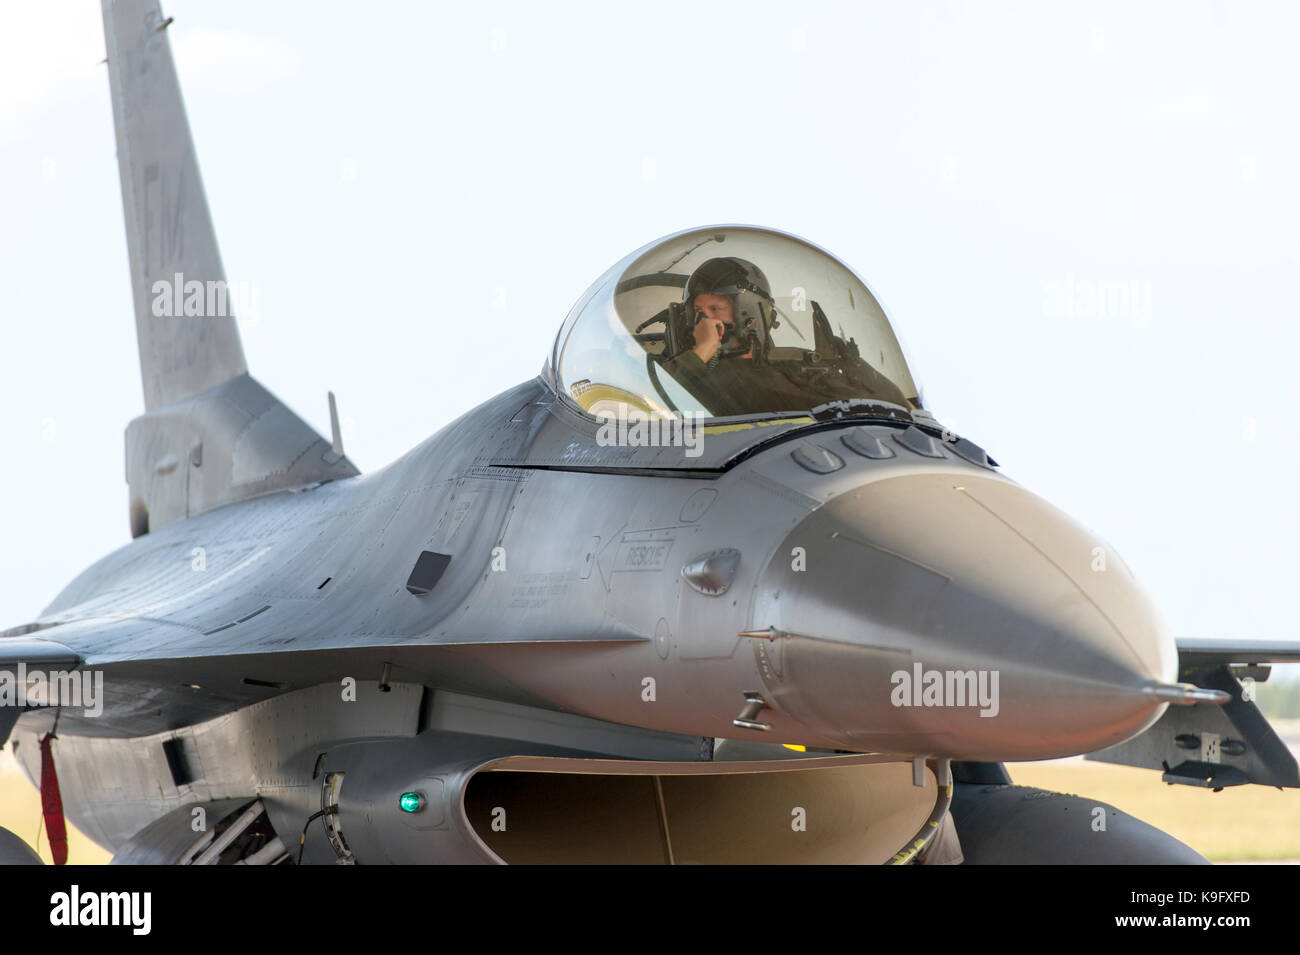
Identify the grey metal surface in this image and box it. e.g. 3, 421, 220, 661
745, 468, 1178, 759
110, 798, 253, 865
104, 0, 357, 537
103, 0, 246, 411
840, 427, 895, 460
951, 783, 1210, 864
0, 827, 43, 865
4, 0, 1290, 865
125, 374, 359, 535
790, 440, 845, 474
1175, 636, 1300, 665
12, 681, 422, 848
1086, 663, 1300, 788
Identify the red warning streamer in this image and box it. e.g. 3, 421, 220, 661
39, 733, 68, 866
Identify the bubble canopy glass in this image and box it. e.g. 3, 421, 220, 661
548, 226, 921, 422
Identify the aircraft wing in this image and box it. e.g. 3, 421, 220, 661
0, 632, 83, 746
1173, 636, 1300, 666
0, 609, 654, 739
1085, 637, 1300, 789
0, 635, 81, 669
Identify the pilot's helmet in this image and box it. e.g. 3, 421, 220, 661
684, 257, 774, 351
685, 257, 771, 308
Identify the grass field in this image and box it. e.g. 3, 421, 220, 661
3, 745, 1296, 864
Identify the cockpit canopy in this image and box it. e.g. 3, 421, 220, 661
547, 226, 921, 422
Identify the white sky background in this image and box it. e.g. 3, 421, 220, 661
0, 0, 1296, 648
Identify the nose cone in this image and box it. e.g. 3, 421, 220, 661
752, 472, 1177, 760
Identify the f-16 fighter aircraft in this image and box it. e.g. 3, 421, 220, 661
1, 0, 1295, 865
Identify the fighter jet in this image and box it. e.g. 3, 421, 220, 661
2, 0, 1296, 865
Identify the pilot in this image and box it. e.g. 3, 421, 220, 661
679, 257, 771, 367
662, 257, 837, 416
665, 257, 771, 371
660, 256, 910, 416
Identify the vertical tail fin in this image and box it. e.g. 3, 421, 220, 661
103, 0, 247, 410
103, 1, 358, 536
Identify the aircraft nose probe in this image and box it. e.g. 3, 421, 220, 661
1143, 683, 1231, 704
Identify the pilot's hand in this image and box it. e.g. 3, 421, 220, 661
692, 315, 726, 363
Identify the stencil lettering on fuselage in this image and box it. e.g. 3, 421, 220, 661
510, 572, 570, 610
595, 528, 676, 592
612, 533, 676, 575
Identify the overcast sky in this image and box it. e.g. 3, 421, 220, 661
1, 0, 1297, 650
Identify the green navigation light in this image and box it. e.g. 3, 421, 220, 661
399, 791, 424, 813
